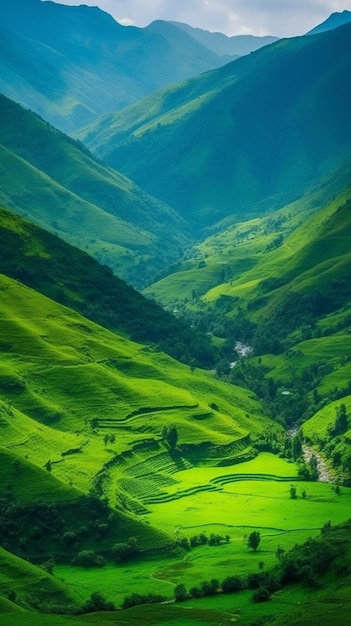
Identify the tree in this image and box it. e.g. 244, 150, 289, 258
174, 584, 187, 602
163, 424, 178, 449
275, 545, 285, 562
247, 531, 261, 551
83, 591, 115, 612
290, 484, 297, 499
221, 576, 243, 592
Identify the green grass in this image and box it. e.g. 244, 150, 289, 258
0, 546, 83, 612
54, 450, 351, 607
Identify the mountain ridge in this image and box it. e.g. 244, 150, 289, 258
0, 0, 251, 132
78, 23, 351, 230
0, 93, 190, 287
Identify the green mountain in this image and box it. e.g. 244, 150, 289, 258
0, 205, 215, 368
144, 171, 351, 470
0, 228, 269, 566
171, 21, 278, 56
78, 23, 351, 230
0, 93, 190, 287
0, 0, 234, 133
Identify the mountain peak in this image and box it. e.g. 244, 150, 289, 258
307, 10, 351, 35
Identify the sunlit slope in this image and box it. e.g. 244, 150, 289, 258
0, 546, 83, 613
0, 274, 276, 527
0, 206, 216, 368
0, 273, 265, 443
147, 179, 351, 338
0, 94, 188, 286
79, 23, 351, 228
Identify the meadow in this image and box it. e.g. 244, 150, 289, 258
55, 452, 350, 607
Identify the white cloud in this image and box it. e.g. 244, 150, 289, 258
50, 1, 351, 36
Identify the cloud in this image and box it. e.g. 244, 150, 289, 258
53, 1, 351, 36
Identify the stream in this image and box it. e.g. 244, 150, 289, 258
288, 427, 335, 483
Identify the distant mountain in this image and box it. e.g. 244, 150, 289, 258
78, 23, 351, 230
0, 0, 234, 133
170, 21, 278, 57
307, 10, 351, 35
0, 93, 189, 287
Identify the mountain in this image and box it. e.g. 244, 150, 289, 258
0, 205, 216, 368
0, 0, 234, 133
0, 235, 268, 565
0, 93, 190, 287
170, 21, 278, 57
307, 10, 351, 35
144, 171, 351, 461
78, 23, 351, 231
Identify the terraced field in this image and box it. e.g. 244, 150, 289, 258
55, 451, 351, 607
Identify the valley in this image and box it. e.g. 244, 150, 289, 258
0, 2, 351, 625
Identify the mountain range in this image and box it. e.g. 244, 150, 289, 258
78, 21, 351, 231
1, 4, 351, 624
0, 0, 276, 133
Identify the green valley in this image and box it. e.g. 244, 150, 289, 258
79, 22, 351, 230
0, 4, 351, 625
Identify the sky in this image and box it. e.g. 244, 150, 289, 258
50, 0, 351, 37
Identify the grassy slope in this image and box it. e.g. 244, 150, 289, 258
145, 175, 351, 306
143, 175, 351, 474
0, 205, 216, 368
0, 546, 83, 613
78, 24, 351, 228
0, 94, 189, 287
0, 273, 272, 554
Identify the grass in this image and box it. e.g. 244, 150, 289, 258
0, 546, 83, 612
54, 451, 351, 607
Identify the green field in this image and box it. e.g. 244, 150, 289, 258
55, 452, 350, 607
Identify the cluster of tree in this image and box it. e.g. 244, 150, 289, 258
173, 568, 279, 604
171, 520, 350, 608
254, 429, 305, 462
103, 433, 116, 446
230, 357, 350, 429
82, 591, 115, 612
327, 404, 349, 438
112, 537, 138, 563
121, 592, 167, 609
0, 489, 117, 562
71, 549, 106, 567
177, 532, 230, 551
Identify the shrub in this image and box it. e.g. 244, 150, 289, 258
252, 587, 271, 603
71, 550, 106, 567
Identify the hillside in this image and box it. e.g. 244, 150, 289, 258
0, 266, 271, 538
0, 0, 235, 133
143, 172, 351, 475
0, 93, 189, 287
0, 205, 217, 368
78, 23, 351, 230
